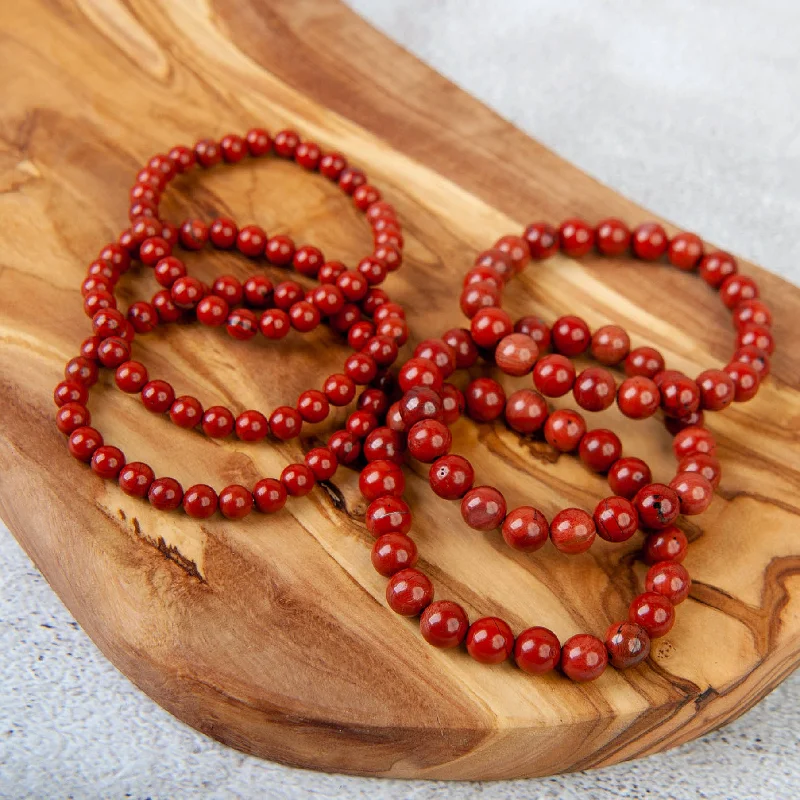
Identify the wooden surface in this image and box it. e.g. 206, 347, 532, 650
1, 0, 799, 781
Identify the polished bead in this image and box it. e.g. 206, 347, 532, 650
664, 409, 706, 436
358, 389, 390, 418
259, 308, 290, 339
193, 138, 221, 167
365, 496, 412, 537
296, 389, 330, 424
515, 316, 551, 351
359, 459, 405, 500
460, 486, 506, 531
659, 372, 701, 418
171, 276, 205, 309
595, 218, 631, 256
139, 236, 171, 266
579, 429, 622, 473
551, 315, 590, 356
501, 506, 549, 552
327, 429, 361, 465
632, 222, 668, 260
152, 290, 182, 323
550, 508, 596, 554
495, 333, 539, 376
413, 339, 457, 378
441, 383, 465, 425
234, 410, 269, 442
209, 217, 238, 249
54, 380, 88, 407
668, 232, 704, 270
696, 368, 735, 411
236, 224, 267, 258
473, 248, 514, 281
629, 591, 675, 638
504, 389, 548, 434
523, 221, 559, 259
398, 357, 443, 393
669, 471, 713, 515
148, 477, 183, 511
494, 234, 530, 272
470, 307, 513, 349
607, 457, 652, 499
169, 396, 202, 429
201, 406, 234, 438
269, 406, 302, 440
591, 325, 630, 365
407, 420, 451, 462
605, 622, 651, 669
273, 129, 300, 158
288, 300, 320, 333
399, 387, 443, 427
515, 627, 561, 674
465, 378, 506, 422
115, 361, 148, 393
211, 274, 243, 305
633, 483, 680, 530
346, 321, 375, 350
442, 328, 479, 368
698, 250, 737, 287
732, 298, 772, 329
96, 337, 130, 368
720, 274, 759, 309
466, 617, 514, 664
544, 409, 586, 453
68, 426, 103, 462
624, 346, 665, 379
263, 234, 295, 266
127, 301, 158, 334
179, 219, 209, 251
226, 308, 259, 341
732, 345, 770, 378
346, 410, 378, 440
642, 526, 688, 565
56, 402, 90, 435
593, 496, 638, 542
253, 478, 287, 513
80, 335, 102, 361
139, 380, 174, 415
339, 166, 367, 195
672, 426, 716, 460
196, 295, 229, 326
724, 360, 760, 402
560, 634, 608, 682
558, 218, 595, 257
65, 356, 99, 387
533, 354, 576, 397
245, 128, 272, 156
736, 323, 774, 356
182, 484, 218, 518
97, 243, 130, 274
420, 601, 469, 648
677, 452, 722, 489
293, 140, 321, 169
646, 560, 691, 604
294, 245, 325, 278
92, 307, 126, 338
363, 427, 405, 465
429, 455, 474, 499
386, 568, 433, 616
323, 373, 356, 406
371, 534, 418, 577
118, 461, 155, 498
219, 484, 253, 519
617, 376, 660, 419
573, 367, 616, 412
90, 446, 125, 479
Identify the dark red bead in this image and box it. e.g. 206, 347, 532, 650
385, 568, 434, 616
171, 276, 205, 309
245, 128, 272, 156
259, 308, 290, 340
201, 405, 235, 438
183, 484, 218, 518
90, 445, 125, 479
54, 380, 87, 407
398, 358, 443, 393
642, 526, 688, 565
543, 409, 586, 452
696, 368, 735, 411
269, 406, 302, 440
591, 325, 630, 365
273, 129, 300, 158
736, 323, 774, 356
196, 295, 229, 326
323, 373, 356, 406
441, 383, 465, 426
466, 617, 514, 664
363, 427, 405, 465
605, 622, 651, 670
515, 627, 561, 674
227, 308, 259, 341
495, 333, 539, 376
494, 234, 530, 272
294, 245, 325, 278
579, 429, 622, 473
407, 420, 451, 463
237, 224, 267, 258
646, 560, 691, 604
460, 486, 506, 531
169, 396, 202, 429
92, 307, 126, 338
296, 389, 330, 424
617, 376, 660, 419
558, 218, 594, 257
515, 316, 551, 351
624, 346, 665, 379
115, 361, 148, 393
359, 459, 405, 500
305, 447, 338, 482
551, 315, 590, 357
699, 250, 737, 288
470, 307, 514, 349
593, 496, 638, 542
235, 410, 269, 442
56, 402, 90, 435
659, 372, 701, 418
345, 352, 378, 385
140, 380, 174, 415
607, 457, 652, 499
732, 298, 772, 329
346, 410, 378, 440
533, 354, 576, 397
474, 248, 514, 282
253, 478, 287, 513
64, 356, 98, 387
127, 301, 158, 334
371, 534, 418, 577
429, 455, 474, 499
560, 634, 608, 682
179, 219, 208, 251
327, 429, 361, 466
677, 452, 722, 489
265, 234, 295, 265
632, 222, 668, 260
523, 221, 559, 260
595, 218, 631, 256
193, 138, 221, 167
219, 485, 253, 519
550, 508, 596, 554
338, 166, 367, 195
96, 337, 130, 369
118, 461, 155, 498
668, 232, 703, 270
294, 140, 321, 170
209, 217, 238, 249
732, 345, 770, 378
148, 477, 183, 511
68, 426, 103, 462
504, 389, 548, 434
629, 592, 675, 638
460, 282, 500, 318
442, 328, 479, 368
573, 367, 616, 412
420, 601, 469, 649
724, 361, 760, 402
465, 378, 506, 422
669, 472, 714, 515
720, 274, 759, 310
365, 496, 412, 537
633, 483, 680, 530
501, 507, 549, 552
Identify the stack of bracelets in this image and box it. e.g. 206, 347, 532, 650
53, 128, 774, 683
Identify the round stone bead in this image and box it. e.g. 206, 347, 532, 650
56, 403, 91, 435
68, 427, 103, 462
90, 446, 126, 479
504, 389, 548, 434
573, 367, 616, 412
617, 376, 660, 419
719, 274, 759, 309
385, 568, 433, 616
461, 486, 507, 531
696, 369, 735, 411
659, 373, 701, 418
550, 508, 596, 554
413, 339, 457, 378
219, 485, 253, 519
466, 617, 515, 664
646, 561, 691, 604
465, 378, 506, 422
442, 328, 479, 369
631, 222, 668, 260
629, 592, 675, 638
677, 452, 722, 489
501, 507, 549, 552
732, 345, 770, 378
605, 622, 651, 670
495, 333, 539, 376
732, 298, 772, 329
429, 455, 475, 499
363, 427, 406, 465
398, 357, 443, 393
365, 496, 412, 537
593, 496, 639, 542
699, 251, 737, 287
420, 601, 469, 649
672, 426, 716, 460
560, 634, 608, 682
253, 478, 288, 514
523, 221, 559, 260
607, 457, 652, 499
591, 325, 631, 366
558, 219, 595, 258
551, 315, 591, 356
642, 526, 688, 565
595, 218, 631, 256
441, 383, 465, 425
470, 307, 514, 349
669, 471, 714, 515
118, 461, 155, 498
579, 429, 622, 473
305, 448, 338, 482
514, 626, 561, 674
724, 361, 760, 402
624, 346, 665, 379
148, 477, 183, 511
544, 409, 586, 453
371, 534, 418, 577
407, 419, 452, 462
667, 232, 703, 270
533, 354, 576, 397
399, 387, 444, 427
182, 484, 218, 518
515, 316, 551, 351
359, 460, 405, 500
633, 483, 680, 530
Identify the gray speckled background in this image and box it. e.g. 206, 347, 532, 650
2, 1, 799, 798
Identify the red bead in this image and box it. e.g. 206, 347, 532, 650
673, 426, 716, 460
346, 410, 378, 440
669, 471, 713, 515
460, 282, 500, 318
179, 219, 208, 251
696, 368, 735, 411
398, 358, 443, 393
386, 568, 433, 616
127, 301, 157, 334
183, 484, 218, 518
118, 461, 155, 498
474, 248, 514, 281
363, 427, 405, 465
253, 478, 287, 513
171, 276, 205, 309
543, 409, 586, 453
736, 323, 774, 356
579, 429, 622, 473
460, 486, 506, 531
677, 452, 722, 489
515, 316, 552, 351
643, 526, 688, 565
632, 222, 668, 260
429, 455, 474, 499
235, 410, 269, 442
323, 373, 356, 406
294, 140, 321, 170
633, 483, 680, 530
605, 622, 651, 670
464, 265, 504, 289
732, 298, 772, 329
140, 380, 174, 415
515, 627, 561, 674
237, 224, 267, 258
551, 315, 590, 356
148, 477, 183, 511
533, 354, 576, 397
68, 426, 103, 462
593, 496, 638, 542
365, 496, 411, 537
201, 406, 235, 438
169, 396, 202, 429
294, 245, 325, 278
558, 218, 594, 257
659, 372, 701, 418
92, 308, 126, 338
413, 339, 457, 378
115, 361, 148, 393
227, 308, 259, 341
96, 337, 130, 368
259, 308, 290, 339
152, 291, 181, 323
79, 335, 102, 361
345, 352, 378, 385
595, 218, 631, 256
523, 221, 559, 259
339, 166, 367, 195
274, 281, 303, 310
560, 634, 608, 682
466, 617, 514, 664
209, 217, 238, 249
420, 601, 469, 649
698, 250, 737, 287
629, 592, 675, 639
219, 485, 253, 519
504, 389, 548, 434
646, 560, 691, 604
442, 328, 479, 368
319, 151, 346, 179
441, 383, 465, 426
305, 447, 338, 482
90, 445, 125, 479
265, 234, 295, 266
668, 232, 704, 270
720, 274, 759, 309
494, 234, 530, 272
296, 389, 329, 424
465, 378, 506, 422
327, 429, 361, 465
495, 333, 539, 376
196, 295, 229, 326
97, 243, 130, 274
607, 457, 652, 499
501, 507, 549, 552
210, 275, 243, 305
56, 402, 90, 435
617, 376, 660, 419
139, 236, 171, 266
193, 138, 221, 167
371, 534, 418, 577
65, 356, 99, 387
590, 325, 630, 366
289, 301, 321, 332
624, 346, 665, 379
407, 420, 451, 463
358, 389, 390, 418
573, 367, 616, 412
273, 129, 300, 158
245, 128, 272, 156
550, 508, 596, 554
724, 361, 760, 402
358, 457, 404, 500
269, 406, 301, 440
732, 345, 770, 378
54, 380, 88, 408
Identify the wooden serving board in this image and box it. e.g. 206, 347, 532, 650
1, 0, 798, 781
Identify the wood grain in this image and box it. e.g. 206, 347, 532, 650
1, 0, 798, 780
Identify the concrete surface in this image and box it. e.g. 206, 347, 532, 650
2, 1, 799, 797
